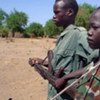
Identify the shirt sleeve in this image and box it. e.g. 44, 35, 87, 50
76, 30, 93, 62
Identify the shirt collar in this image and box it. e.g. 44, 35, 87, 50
60, 24, 77, 37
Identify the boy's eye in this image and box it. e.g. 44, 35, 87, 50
93, 26, 97, 29
54, 11, 60, 14
89, 22, 100, 30
93, 25, 100, 29
90, 24, 98, 30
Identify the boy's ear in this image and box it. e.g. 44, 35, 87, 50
65, 8, 74, 16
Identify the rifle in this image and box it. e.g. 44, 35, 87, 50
30, 60, 76, 98
48, 50, 54, 74
29, 50, 93, 99
50, 61, 100, 100
31, 63, 57, 86
29, 50, 57, 86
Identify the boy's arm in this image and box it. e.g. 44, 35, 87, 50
29, 50, 53, 68
30, 60, 85, 88
62, 68, 85, 81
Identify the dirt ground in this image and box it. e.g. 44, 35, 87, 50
0, 38, 55, 100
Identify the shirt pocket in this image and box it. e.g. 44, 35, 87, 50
55, 49, 75, 67
57, 49, 75, 57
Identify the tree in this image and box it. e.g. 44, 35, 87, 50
25, 22, 44, 37
0, 26, 9, 37
0, 8, 8, 26
7, 10, 28, 37
44, 19, 62, 37
75, 3, 96, 29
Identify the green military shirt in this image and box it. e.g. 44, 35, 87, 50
47, 24, 95, 100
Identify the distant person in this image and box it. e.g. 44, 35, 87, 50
29, 0, 98, 99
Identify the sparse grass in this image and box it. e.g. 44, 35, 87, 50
0, 38, 56, 100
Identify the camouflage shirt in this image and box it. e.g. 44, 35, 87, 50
77, 56, 100, 100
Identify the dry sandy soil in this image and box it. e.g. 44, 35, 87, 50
0, 38, 56, 100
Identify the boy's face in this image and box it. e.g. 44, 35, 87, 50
53, 1, 70, 27
87, 11, 100, 49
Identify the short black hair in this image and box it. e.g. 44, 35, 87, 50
95, 7, 100, 12
96, 7, 100, 10
91, 7, 100, 16
55, 0, 79, 16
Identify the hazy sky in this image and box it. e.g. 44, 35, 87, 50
0, 0, 99, 25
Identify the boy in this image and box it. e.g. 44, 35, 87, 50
70, 7, 100, 100
29, 0, 98, 99
85, 7, 100, 100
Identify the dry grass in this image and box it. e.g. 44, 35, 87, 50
0, 38, 55, 100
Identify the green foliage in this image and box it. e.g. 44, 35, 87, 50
75, 16, 86, 28
44, 19, 62, 37
0, 26, 9, 37
0, 3, 97, 38
0, 8, 8, 26
23, 30, 30, 38
75, 3, 96, 29
25, 22, 44, 37
7, 10, 28, 37
81, 3, 95, 14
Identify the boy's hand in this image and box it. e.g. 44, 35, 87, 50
29, 58, 43, 66
54, 67, 66, 89
54, 67, 65, 78
54, 78, 66, 89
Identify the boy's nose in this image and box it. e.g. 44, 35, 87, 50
88, 29, 93, 36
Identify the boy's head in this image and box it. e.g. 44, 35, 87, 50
53, 0, 78, 28
87, 7, 100, 49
